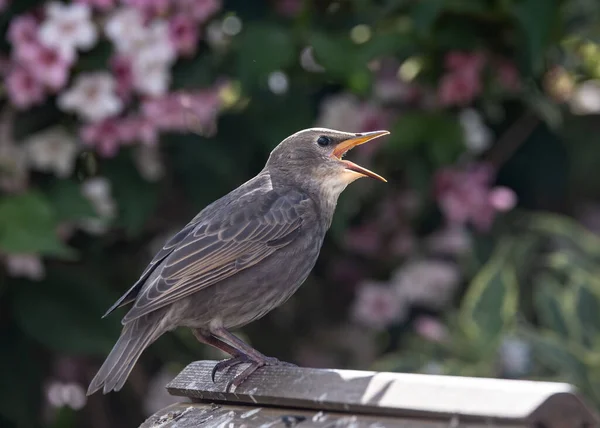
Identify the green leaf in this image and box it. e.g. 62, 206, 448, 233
513, 0, 559, 73
103, 154, 159, 237
533, 275, 571, 341
459, 239, 519, 346
573, 276, 600, 349
47, 179, 97, 222
12, 269, 122, 356
526, 212, 600, 259
521, 329, 589, 385
309, 32, 359, 78
388, 112, 463, 156
237, 24, 295, 87
0, 191, 75, 257
411, 0, 444, 37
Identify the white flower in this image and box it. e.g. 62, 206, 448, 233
104, 7, 146, 53
299, 46, 324, 72
23, 126, 78, 178
206, 20, 230, 51
106, 12, 175, 96
351, 280, 407, 330
80, 177, 117, 234
58, 72, 123, 122
5, 254, 45, 281
133, 144, 165, 182
39, 2, 97, 61
392, 259, 460, 309
459, 108, 493, 154
46, 381, 87, 410
132, 58, 171, 96
130, 21, 175, 96
425, 225, 471, 256
498, 336, 531, 377
135, 21, 176, 66
569, 80, 600, 115
316, 93, 362, 131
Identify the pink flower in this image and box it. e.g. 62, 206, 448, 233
110, 55, 134, 100
122, 0, 171, 17
414, 316, 449, 343
434, 163, 517, 231
495, 60, 520, 92
120, 116, 159, 145
444, 51, 485, 71
169, 14, 199, 57
4, 254, 45, 281
329, 258, 366, 289
80, 116, 159, 157
354, 103, 391, 159
351, 281, 407, 330
7, 15, 40, 60
438, 72, 482, 106
343, 224, 381, 257
121, 0, 172, 18
81, 119, 125, 157
141, 89, 222, 135
438, 51, 485, 106
6, 65, 46, 109
22, 43, 72, 91
488, 187, 517, 212
392, 259, 460, 309
0, 0, 10, 12
175, 0, 221, 23
275, 0, 303, 17
74, 0, 115, 10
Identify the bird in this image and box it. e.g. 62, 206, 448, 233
87, 127, 389, 395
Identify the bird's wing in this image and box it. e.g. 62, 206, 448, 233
102, 222, 199, 318
121, 190, 312, 324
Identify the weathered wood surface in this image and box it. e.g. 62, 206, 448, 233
140, 402, 527, 428
163, 361, 598, 428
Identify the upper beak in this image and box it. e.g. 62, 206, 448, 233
331, 130, 389, 182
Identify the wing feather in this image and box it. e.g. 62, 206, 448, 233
120, 191, 311, 324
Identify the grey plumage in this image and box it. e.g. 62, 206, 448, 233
87, 128, 388, 395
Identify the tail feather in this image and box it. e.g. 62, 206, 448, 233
87, 317, 162, 395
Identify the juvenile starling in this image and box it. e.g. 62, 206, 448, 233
87, 128, 389, 395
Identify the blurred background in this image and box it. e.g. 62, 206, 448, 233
1, 0, 600, 426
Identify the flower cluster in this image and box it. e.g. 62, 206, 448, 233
4, 1, 224, 161
351, 257, 462, 331
438, 51, 520, 106
0, 0, 225, 281
434, 163, 517, 232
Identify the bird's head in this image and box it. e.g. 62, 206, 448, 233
266, 128, 389, 194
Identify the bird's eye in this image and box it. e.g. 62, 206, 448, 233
317, 136, 331, 146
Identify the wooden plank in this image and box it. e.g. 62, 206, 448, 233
140, 402, 528, 428
166, 361, 598, 427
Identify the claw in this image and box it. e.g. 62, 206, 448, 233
211, 355, 296, 391
211, 355, 251, 383
225, 361, 262, 393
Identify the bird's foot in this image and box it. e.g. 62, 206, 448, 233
212, 354, 296, 392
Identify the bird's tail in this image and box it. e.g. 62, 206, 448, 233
87, 316, 162, 395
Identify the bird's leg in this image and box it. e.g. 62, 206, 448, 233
210, 326, 296, 392
192, 329, 256, 382
192, 328, 243, 356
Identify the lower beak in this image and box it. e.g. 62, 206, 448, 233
331, 130, 389, 182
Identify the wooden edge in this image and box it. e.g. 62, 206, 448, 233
140, 402, 528, 428
165, 361, 599, 426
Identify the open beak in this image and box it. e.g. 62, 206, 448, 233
331, 130, 389, 182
